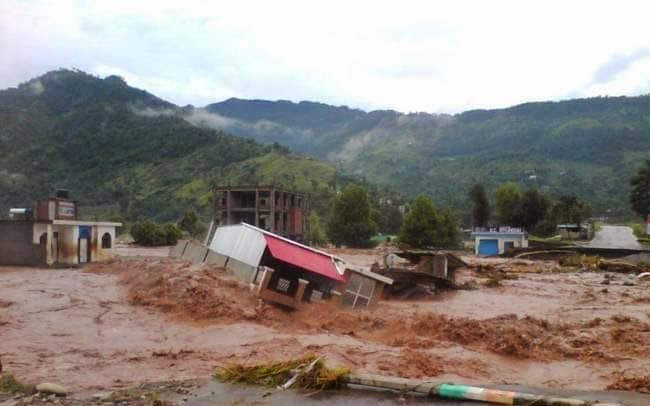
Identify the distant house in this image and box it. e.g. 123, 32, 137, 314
470, 226, 528, 256
208, 223, 391, 309
0, 190, 121, 266
556, 224, 591, 240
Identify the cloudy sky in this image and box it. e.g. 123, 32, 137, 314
2, 0, 650, 113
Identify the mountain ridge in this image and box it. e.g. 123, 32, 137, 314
2, 69, 649, 220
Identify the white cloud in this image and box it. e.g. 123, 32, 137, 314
2, 0, 650, 113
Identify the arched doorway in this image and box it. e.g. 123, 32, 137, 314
101, 233, 112, 249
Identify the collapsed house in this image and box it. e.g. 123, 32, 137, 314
373, 249, 467, 298
0, 190, 122, 266
205, 223, 392, 309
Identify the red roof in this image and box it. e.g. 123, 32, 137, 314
263, 235, 345, 282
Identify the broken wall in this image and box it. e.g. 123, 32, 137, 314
182, 240, 209, 264
0, 221, 40, 266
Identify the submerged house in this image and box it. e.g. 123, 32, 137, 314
471, 226, 528, 256
0, 190, 122, 266
208, 223, 391, 309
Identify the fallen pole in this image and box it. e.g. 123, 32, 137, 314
344, 373, 621, 406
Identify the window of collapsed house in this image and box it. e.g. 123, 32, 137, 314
101, 232, 112, 249
260, 251, 336, 302
342, 273, 375, 308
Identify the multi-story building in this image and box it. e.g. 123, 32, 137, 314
214, 186, 308, 241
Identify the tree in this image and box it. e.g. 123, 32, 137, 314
550, 195, 592, 227
327, 185, 377, 247
373, 203, 404, 235
131, 220, 182, 246
178, 208, 207, 239
519, 189, 550, 231
399, 195, 459, 248
494, 182, 522, 226
468, 184, 490, 227
630, 159, 650, 219
307, 212, 327, 246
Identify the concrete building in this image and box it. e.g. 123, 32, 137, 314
0, 191, 121, 266
214, 186, 308, 241
471, 226, 528, 256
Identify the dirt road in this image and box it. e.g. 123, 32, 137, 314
587, 225, 643, 250
1, 250, 649, 402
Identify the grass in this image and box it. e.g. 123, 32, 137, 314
627, 222, 650, 244
0, 374, 32, 395
593, 221, 603, 233
370, 234, 397, 244
215, 355, 349, 390
528, 235, 576, 246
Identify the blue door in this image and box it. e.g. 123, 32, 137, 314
478, 239, 499, 256
78, 226, 92, 263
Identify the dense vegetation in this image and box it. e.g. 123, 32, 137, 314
2, 69, 648, 231
326, 185, 377, 247
203, 95, 650, 219
130, 220, 182, 246
0, 70, 402, 229
399, 195, 460, 248
474, 182, 592, 236
629, 159, 650, 220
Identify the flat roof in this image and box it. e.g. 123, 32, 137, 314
471, 231, 526, 237
0, 220, 122, 227
215, 186, 307, 195
51, 220, 122, 227
345, 264, 393, 285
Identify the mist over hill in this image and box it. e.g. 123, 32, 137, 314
0, 70, 345, 223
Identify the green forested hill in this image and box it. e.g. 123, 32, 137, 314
0, 70, 341, 223
2, 69, 648, 224
203, 95, 650, 218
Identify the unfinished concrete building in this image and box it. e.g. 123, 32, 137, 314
214, 186, 308, 241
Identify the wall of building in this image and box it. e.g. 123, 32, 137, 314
474, 235, 528, 255
0, 222, 41, 266
96, 225, 116, 261
53, 224, 79, 264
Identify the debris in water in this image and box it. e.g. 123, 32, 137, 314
215, 355, 349, 390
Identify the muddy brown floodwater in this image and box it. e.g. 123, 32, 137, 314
1, 247, 649, 402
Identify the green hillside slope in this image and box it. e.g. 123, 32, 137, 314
203, 95, 650, 217
0, 70, 342, 223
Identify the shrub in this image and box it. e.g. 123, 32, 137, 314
131, 220, 182, 246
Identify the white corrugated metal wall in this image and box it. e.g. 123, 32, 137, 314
209, 224, 267, 267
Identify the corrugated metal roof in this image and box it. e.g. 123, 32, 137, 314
209, 224, 267, 267
209, 223, 349, 280
264, 234, 346, 282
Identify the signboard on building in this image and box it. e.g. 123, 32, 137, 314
57, 201, 76, 219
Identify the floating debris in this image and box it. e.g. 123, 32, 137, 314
215, 355, 349, 390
